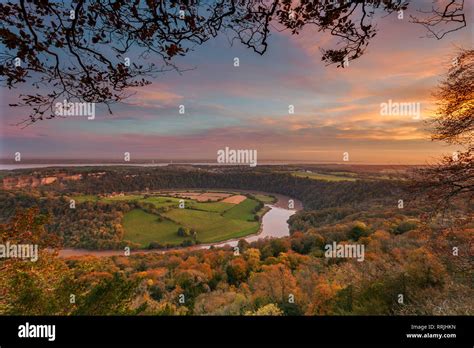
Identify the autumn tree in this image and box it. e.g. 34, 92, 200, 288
249, 263, 301, 314
226, 257, 248, 285
412, 48, 473, 214
194, 290, 249, 315
0, 208, 71, 314
244, 247, 261, 271
0, 207, 59, 248
72, 272, 143, 315
245, 303, 283, 316
0, 208, 143, 315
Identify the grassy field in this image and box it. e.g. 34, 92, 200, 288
122, 209, 183, 245
102, 194, 144, 203
73, 194, 187, 208
73, 192, 273, 207
253, 194, 276, 204
88, 192, 265, 248
73, 194, 99, 203
291, 171, 357, 182
223, 198, 259, 221
187, 201, 234, 213
142, 196, 186, 209
162, 207, 259, 243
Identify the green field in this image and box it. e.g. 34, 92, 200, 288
142, 196, 187, 209
187, 201, 234, 213
122, 209, 183, 245
253, 194, 276, 204
223, 198, 259, 221
291, 171, 357, 182
73, 194, 99, 203
73, 192, 273, 207
78, 192, 265, 248
163, 206, 259, 243
102, 194, 143, 203
73, 194, 188, 208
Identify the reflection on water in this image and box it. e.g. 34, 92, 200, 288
208, 204, 296, 248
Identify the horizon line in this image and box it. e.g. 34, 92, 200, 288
0, 158, 428, 166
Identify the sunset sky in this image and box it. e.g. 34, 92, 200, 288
1, 2, 472, 164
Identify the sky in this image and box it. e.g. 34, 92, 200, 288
1, 1, 473, 164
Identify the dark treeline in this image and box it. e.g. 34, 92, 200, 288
60, 167, 407, 211
0, 191, 128, 249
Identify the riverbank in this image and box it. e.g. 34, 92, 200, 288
58, 191, 302, 258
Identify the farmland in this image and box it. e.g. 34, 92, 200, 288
73, 191, 269, 248
291, 171, 357, 182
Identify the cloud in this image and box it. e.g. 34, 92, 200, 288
1, 5, 470, 164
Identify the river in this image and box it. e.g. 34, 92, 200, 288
57, 192, 302, 258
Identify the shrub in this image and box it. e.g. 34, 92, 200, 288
177, 227, 191, 237
394, 220, 418, 234
349, 221, 370, 240
148, 241, 164, 249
